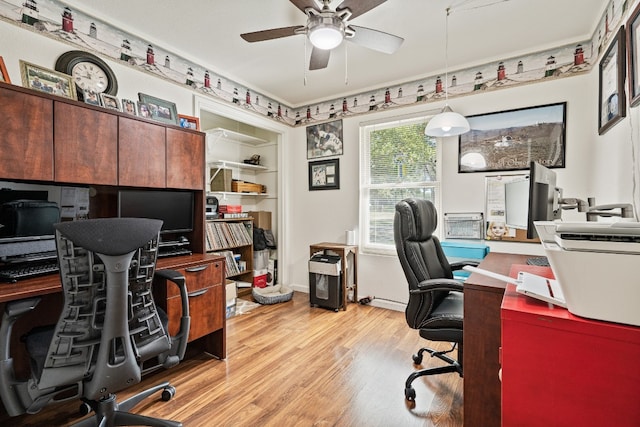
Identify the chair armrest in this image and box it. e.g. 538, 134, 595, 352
410, 278, 464, 294
449, 259, 481, 270
154, 269, 190, 366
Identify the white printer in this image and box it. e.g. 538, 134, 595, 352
534, 221, 640, 327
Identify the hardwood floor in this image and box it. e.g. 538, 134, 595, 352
1, 292, 463, 426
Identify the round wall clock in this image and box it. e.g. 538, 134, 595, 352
55, 50, 118, 101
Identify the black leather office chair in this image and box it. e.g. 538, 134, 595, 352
394, 198, 478, 403
0, 218, 190, 426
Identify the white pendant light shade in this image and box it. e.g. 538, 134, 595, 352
424, 105, 470, 137
309, 25, 343, 50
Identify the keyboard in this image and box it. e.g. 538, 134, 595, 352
0, 260, 59, 282
526, 256, 550, 267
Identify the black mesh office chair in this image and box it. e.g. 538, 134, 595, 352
394, 198, 479, 403
0, 218, 191, 426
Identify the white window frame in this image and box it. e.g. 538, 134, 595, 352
359, 114, 442, 256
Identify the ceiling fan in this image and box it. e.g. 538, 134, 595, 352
240, 0, 404, 70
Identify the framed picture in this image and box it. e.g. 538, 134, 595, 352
138, 92, 178, 125
138, 102, 151, 118
121, 98, 137, 115
178, 114, 200, 130
19, 60, 76, 99
628, 4, 640, 107
100, 93, 120, 111
0, 56, 10, 83
83, 90, 101, 106
306, 119, 344, 159
309, 158, 340, 191
458, 102, 566, 173
599, 26, 626, 135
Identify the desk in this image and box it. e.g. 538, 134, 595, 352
463, 252, 529, 427
309, 242, 358, 310
502, 278, 640, 426
0, 253, 226, 379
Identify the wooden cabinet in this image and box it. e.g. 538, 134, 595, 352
54, 102, 118, 185
0, 84, 53, 181
119, 117, 167, 188
167, 128, 205, 190
154, 255, 226, 358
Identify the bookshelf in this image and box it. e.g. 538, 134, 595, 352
206, 218, 254, 296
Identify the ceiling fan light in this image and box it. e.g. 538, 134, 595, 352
425, 105, 470, 137
309, 24, 344, 50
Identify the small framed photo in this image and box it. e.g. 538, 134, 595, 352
627, 2, 640, 107
138, 92, 179, 125
306, 119, 344, 159
121, 98, 137, 116
309, 158, 340, 191
83, 90, 101, 106
0, 56, 10, 83
599, 26, 626, 135
100, 93, 120, 111
138, 102, 151, 118
178, 114, 200, 130
19, 60, 76, 99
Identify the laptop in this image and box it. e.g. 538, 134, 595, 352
463, 266, 566, 307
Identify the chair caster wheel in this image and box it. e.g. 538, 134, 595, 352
161, 385, 176, 401
405, 386, 416, 401
79, 402, 92, 416
412, 353, 423, 364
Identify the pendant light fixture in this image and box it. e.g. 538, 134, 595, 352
425, 7, 470, 137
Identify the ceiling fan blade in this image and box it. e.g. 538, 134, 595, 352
241, 26, 305, 43
309, 47, 331, 70
336, 0, 387, 19
290, 0, 319, 14
348, 25, 404, 54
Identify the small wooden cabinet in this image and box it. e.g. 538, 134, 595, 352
119, 117, 167, 188
167, 128, 205, 190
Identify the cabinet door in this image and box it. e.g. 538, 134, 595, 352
166, 128, 205, 190
0, 86, 53, 181
54, 102, 118, 185
119, 117, 166, 188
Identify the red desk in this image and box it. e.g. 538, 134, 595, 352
501, 265, 640, 427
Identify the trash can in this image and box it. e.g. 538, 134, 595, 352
309, 253, 342, 311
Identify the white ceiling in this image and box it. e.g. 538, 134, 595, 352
59, 0, 608, 108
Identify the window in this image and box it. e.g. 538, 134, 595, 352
360, 115, 441, 255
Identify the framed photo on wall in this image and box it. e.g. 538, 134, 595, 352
627, 3, 640, 107
306, 119, 344, 159
458, 102, 566, 173
598, 26, 626, 135
309, 158, 340, 191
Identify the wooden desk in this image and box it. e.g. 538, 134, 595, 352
0, 253, 227, 378
463, 252, 529, 427
502, 276, 640, 427
309, 242, 358, 310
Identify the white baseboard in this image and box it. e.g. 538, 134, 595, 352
288, 283, 405, 312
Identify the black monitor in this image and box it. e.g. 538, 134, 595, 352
117, 189, 194, 235
526, 161, 562, 239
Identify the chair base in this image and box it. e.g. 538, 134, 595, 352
405, 344, 463, 402
73, 382, 181, 427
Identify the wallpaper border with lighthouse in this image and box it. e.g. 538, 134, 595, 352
0, 0, 629, 127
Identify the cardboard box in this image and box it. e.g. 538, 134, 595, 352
210, 168, 232, 192
219, 204, 242, 213
253, 269, 268, 288
246, 211, 272, 229
232, 180, 265, 194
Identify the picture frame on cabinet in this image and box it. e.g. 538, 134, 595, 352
19, 60, 77, 100
100, 93, 120, 111
0, 56, 10, 83
306, 119, 344, 159
627, 3, 640, 107
178, 114, 200, 130
121, 98, 137, 116
138, 102, 151, 118
309, 158, 340, 191
138, 92, 179, 125
598, 26, 626, 135
83, 90, 101, 106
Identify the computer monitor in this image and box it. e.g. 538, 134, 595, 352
117, 189, 194, 235
527, 161, 562, 239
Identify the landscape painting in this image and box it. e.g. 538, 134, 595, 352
458, 102, 566, 173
